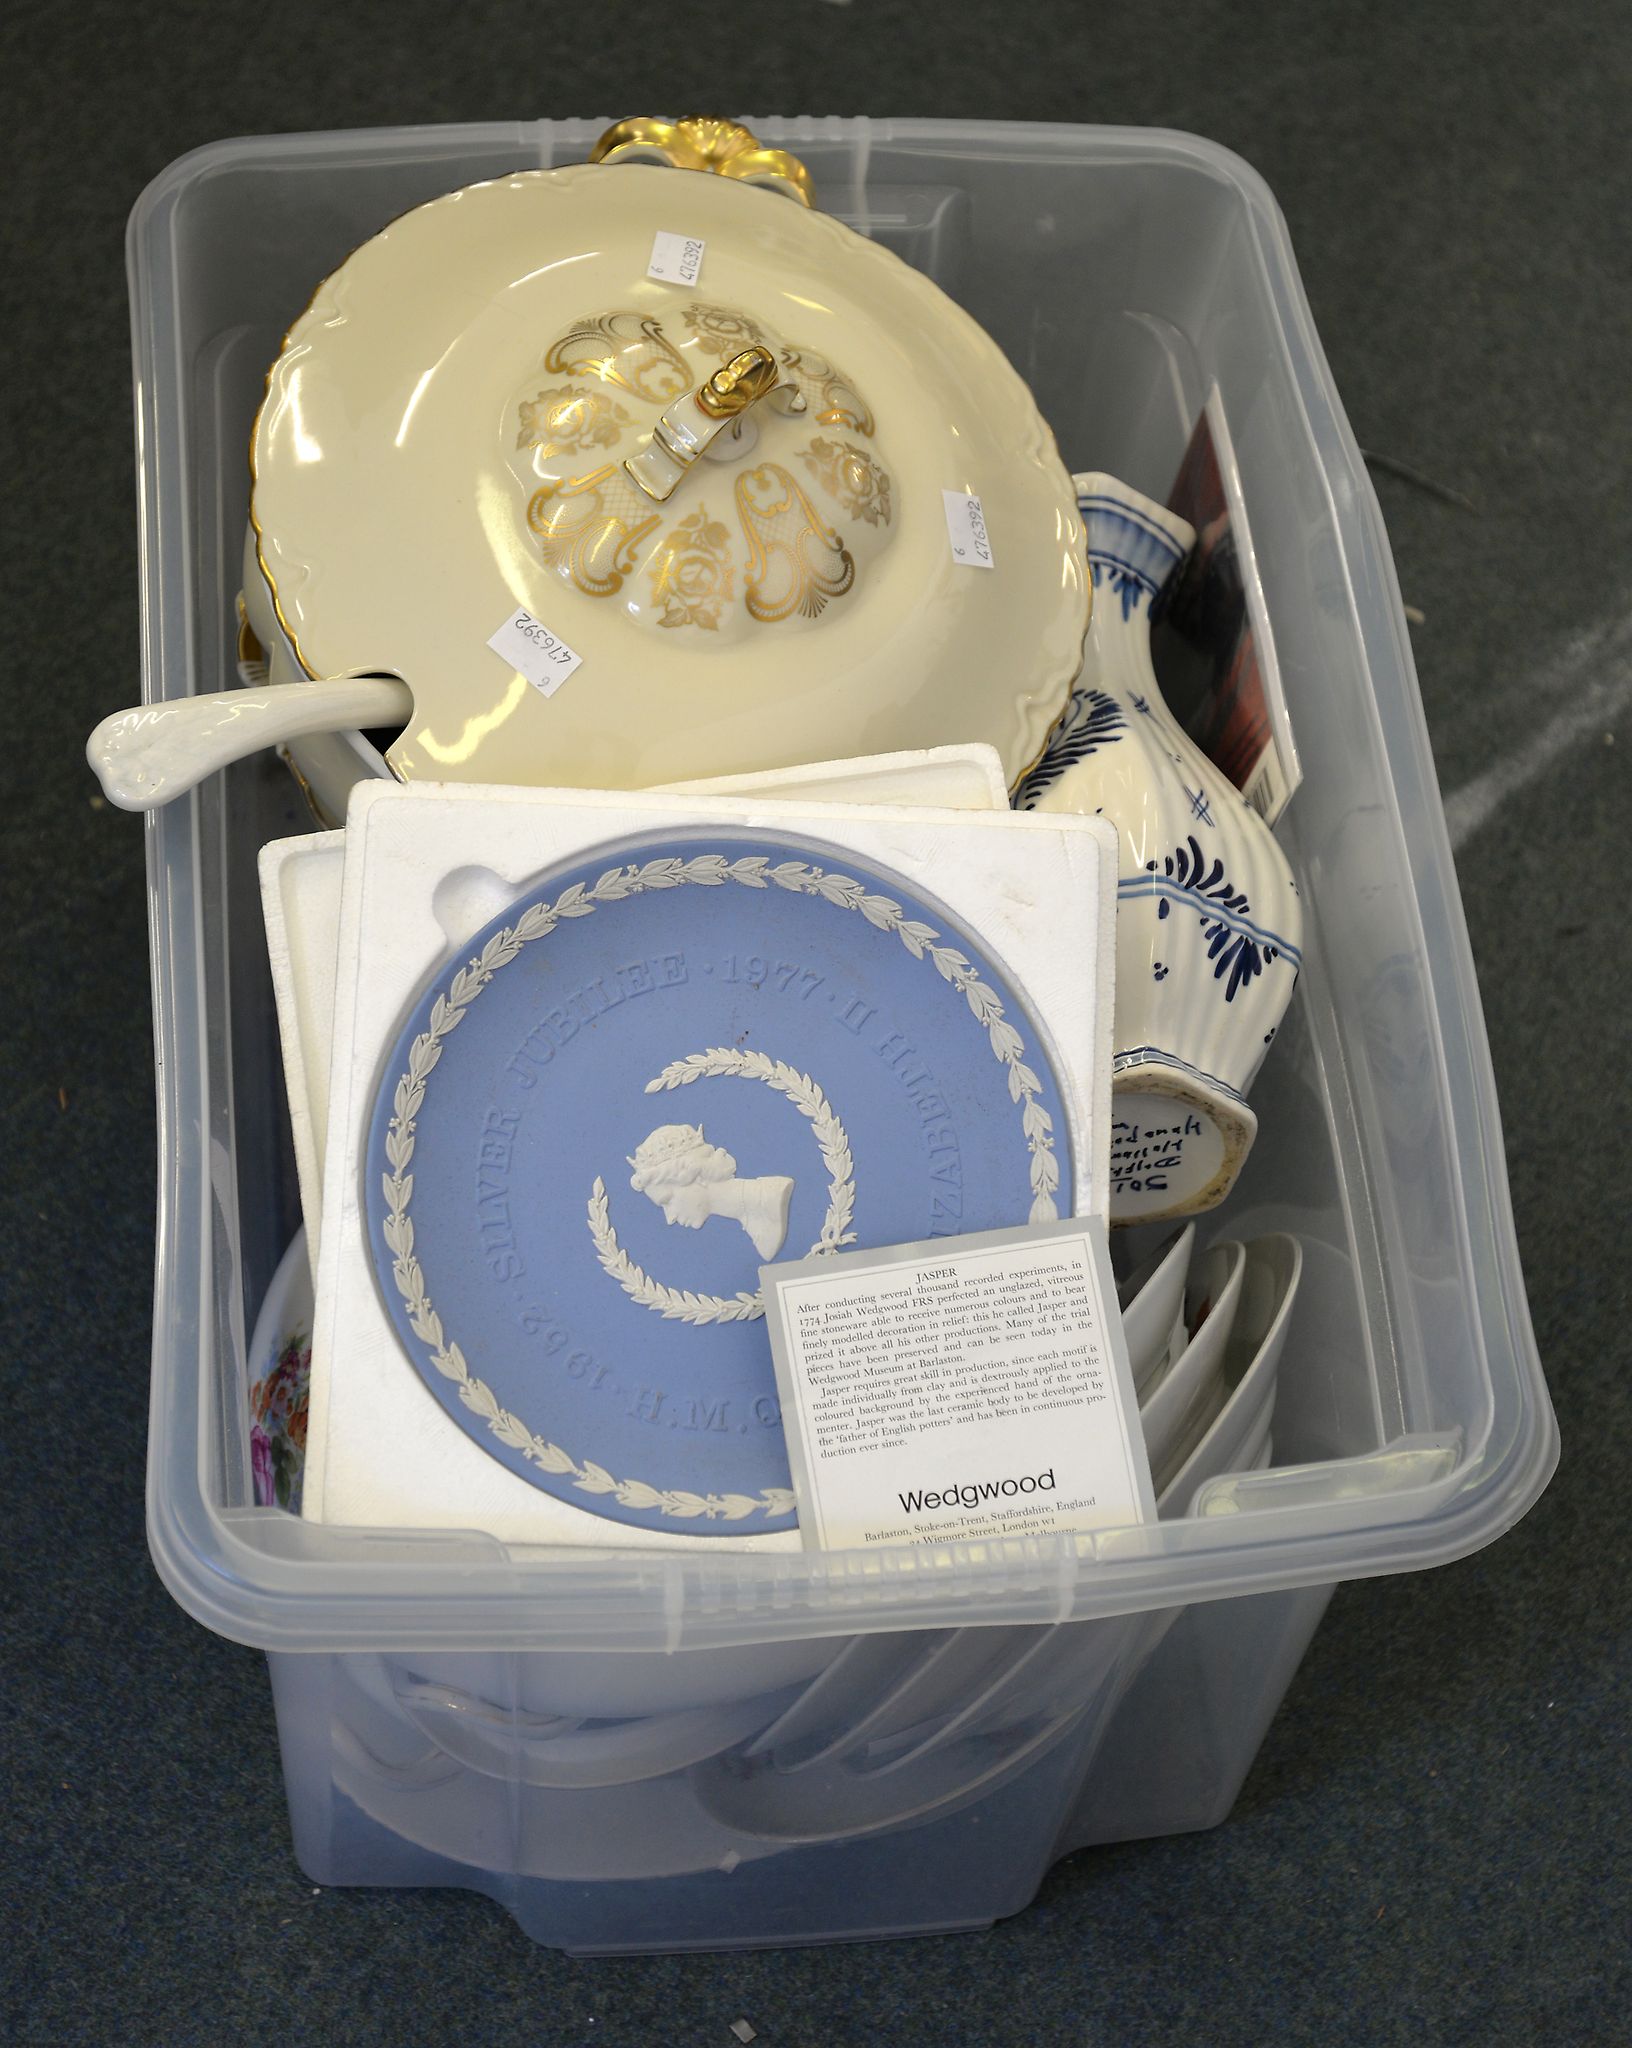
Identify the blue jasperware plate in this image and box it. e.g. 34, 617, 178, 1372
366, 831, 1073, 1534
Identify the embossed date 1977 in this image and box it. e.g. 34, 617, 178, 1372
718, 954, 825, 999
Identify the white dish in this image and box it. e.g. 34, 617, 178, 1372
689, 1609, 1170, 1845
1138, 1237, 1246, 1485
1118, 1221, 1195, 1394
1157, 1232, 1303, 1517
330, 1682, 784, 1882
389, 1671, 810, 1791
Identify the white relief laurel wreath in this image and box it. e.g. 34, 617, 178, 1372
379, 851, 1061, 1522
586, 1048, 858, 1325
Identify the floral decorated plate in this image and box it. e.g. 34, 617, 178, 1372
363, 829, 1075, 1534
246, 121, 1087, 795
247, 1230, 313, 1511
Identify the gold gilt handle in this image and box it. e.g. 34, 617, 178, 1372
589, 115, 814, 208
696, 344, 782, 417
625, 344, 807, 503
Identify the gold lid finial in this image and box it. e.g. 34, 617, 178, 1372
695, 344, 781, 419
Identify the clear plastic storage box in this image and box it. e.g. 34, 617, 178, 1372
131, 118, 1555, 1952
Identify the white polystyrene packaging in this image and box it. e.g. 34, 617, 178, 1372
303, 781, 1118, 1552
259, 830, 346, 1264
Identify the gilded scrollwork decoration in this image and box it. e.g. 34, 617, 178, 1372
683, 301, 772, 362
649, 508, 735, 629
780, 346, 875, 436
735, 463, 856, 623
528, 465, 662, 598
544, 311, 691, 405
800, 435, 892, 527
517, 384, 632, 459
511, 302, 883, 625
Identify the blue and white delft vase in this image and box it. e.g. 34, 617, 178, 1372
1017, 473, 1302, 1222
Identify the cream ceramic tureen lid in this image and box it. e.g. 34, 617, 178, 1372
249, 119, 1088, 791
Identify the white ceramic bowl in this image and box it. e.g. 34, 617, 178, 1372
1118, 1222, 1195, 1393
389, 1672, 810, 1790
1157, 1231, 1303, 1517
688, 1609, 1169, 1845
1139, 1237, 1246, 1487
330, 1680, 784, 1882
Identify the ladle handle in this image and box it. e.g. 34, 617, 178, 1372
86, 677, 412, 812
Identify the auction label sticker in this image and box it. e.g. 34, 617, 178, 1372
487, 609, 584, 698
942, 489, 995, 568
763, 1216, 1155, 1551
647, 230, 706, 287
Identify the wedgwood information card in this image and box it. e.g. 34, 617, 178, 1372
764, 1218, 1155, 1550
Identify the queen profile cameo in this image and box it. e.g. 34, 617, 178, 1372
628, 1122, 794, 1262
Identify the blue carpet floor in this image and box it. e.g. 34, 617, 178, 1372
3, 3, 1628, 2041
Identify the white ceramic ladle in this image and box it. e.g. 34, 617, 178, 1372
85, 677, 411, 812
